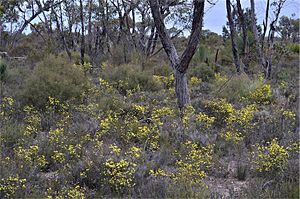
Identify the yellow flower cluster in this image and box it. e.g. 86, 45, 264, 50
153, 74, 174, 88
0, 176, 26, 198
222, 131, 243, 143
47, 96, 70, 127
214, 73, 228, 85
126, 146, 142, 158
133, 104, 146, 114
225, 104, 257, 127
152, 107, 174, 125
0, 96, 14, 119
282, 109, 296, 121
99, 78, 114, 93
181, 105, 195, 127
75, 61, 92, 73
23, 105, 41, 136
65, 144, 82, 159
174, 141, 214, 185
47, 185, 85, 199
252, 138, 290, 172
51, 150, 65, 164
206, 99, 257, 143
98, 111, 118, 137
109, 143, 121, 155
49, 128, 64, 143
246, 84, 271, 105
206, 98, 234, 117
149, 168, 171, 177
190, 76, 202, 86
195, 112, 215, 128
104, 159, 136, 190
15, 145, 39, 163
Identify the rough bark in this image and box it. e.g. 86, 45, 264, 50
226, 0, 241, 74
174, 69, 190, 109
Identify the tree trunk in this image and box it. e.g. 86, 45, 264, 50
79, 0, 85, 65
250, 0, 265, 72
88, 0, 93, 56
149, 0, 205, 109
236, 0, 249, 73
174, 69, 190, 109
226, 0, 241, 74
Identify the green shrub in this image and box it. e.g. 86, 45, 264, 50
101, 63, 162, 94
188, 63, 214, 82
288, 43, 300, 54
20, 55, 88, 109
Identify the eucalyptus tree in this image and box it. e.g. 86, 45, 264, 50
149, 0, 205, 109
226, 0, 241, 74
250, 0, 265, 73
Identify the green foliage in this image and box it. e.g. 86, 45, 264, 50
288, 43, 300, 53
189, 63, 214, 82
20, 55, 88, 109
101, 62, 162, 93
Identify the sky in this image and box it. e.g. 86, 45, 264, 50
203, 0, 300, 34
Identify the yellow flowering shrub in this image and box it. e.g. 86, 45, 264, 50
245, 84, 271, 105
153, 74, 174, 89
51, 150, 65, 164
47, 185, 85, 199
46, 97, 71, 128
109, 143, 121, 155
174, 141, 214, 185
282, 109, 296, 121
104, 159, 136, 191
214, 73, 228, 86
23, 105, 41, 136
75, 62, 92, 74
65, 144, 82, 159
49, 128, 65, 143
126, 146, 142, 158
190, 76, 202, 86
252, 138, 290, 173
0, 176, 26, 198
205, 99, 257, 142
152, 107, 175, 125
151, 141, 214, 186
195, 112, 215, 129
149, 168, 171, 177
181, 105, 195, 127
0, 96, 14, 121
15, 145, 39, 163
206, 98, 234, 119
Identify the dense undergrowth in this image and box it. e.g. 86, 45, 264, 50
0, 42, 299, 198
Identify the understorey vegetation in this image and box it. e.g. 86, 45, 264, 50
0, 0, 299, 198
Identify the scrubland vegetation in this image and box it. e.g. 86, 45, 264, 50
0, 0, 299, 198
